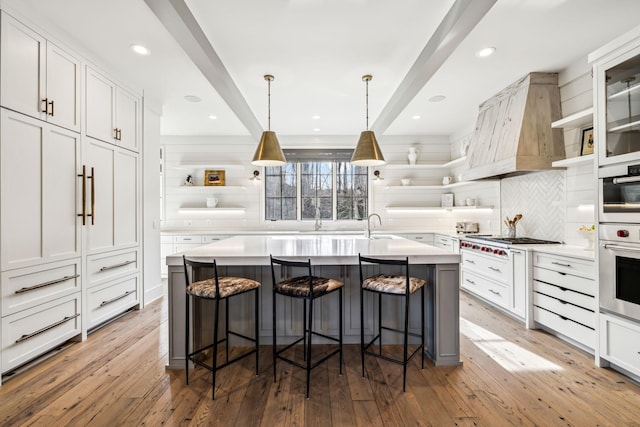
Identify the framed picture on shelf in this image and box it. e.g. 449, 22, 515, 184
204, 170, 225, 186
580, 126, 594, 156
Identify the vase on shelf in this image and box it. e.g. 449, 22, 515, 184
408, 147, 418, 165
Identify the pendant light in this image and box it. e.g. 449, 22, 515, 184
351, 74, 385, 166
252, 74, 286, 166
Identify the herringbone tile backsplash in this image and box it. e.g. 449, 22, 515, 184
501, 171, 565, 241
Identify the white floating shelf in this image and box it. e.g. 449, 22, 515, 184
167, 163, 247, 171
384, 181, 473, 190
178, 207, 246, 214
383, 156, 467, 169
169, 185, 247, 192
385, 205, 494, 212
552, 154, 594, 168
551, 108, 593, 129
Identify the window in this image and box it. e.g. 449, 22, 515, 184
264, 149, 368, 221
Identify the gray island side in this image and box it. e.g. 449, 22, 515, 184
165, 234, 461, 369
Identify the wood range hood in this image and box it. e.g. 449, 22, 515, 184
460, 72, 566, 181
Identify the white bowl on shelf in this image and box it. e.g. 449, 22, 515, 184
401, 178, 411, 186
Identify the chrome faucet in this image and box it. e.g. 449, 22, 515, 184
314, 207, 322, 231
366, 213, 382, 238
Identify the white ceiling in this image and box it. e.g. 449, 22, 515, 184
6, 0, 640, 140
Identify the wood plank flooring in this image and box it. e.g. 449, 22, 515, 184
1, 292, 640, 426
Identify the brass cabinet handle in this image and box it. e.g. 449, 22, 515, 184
100, 289, 135, 307
15, 314, 80, 343
551, 261, 571, 268
15, 274, 80, 294
465, 279, 476, 285
466, 259, 476, 264
77, 165, 87, 225
113, 128, 119, 140
488, 266, 501, 272
88, 167, 95, 225
41, 98, 48, 113
99, 259, 136, 272
48, 99, 54, 116
489, 289, 501, 296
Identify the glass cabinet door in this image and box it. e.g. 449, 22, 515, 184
605, 53, 640, 160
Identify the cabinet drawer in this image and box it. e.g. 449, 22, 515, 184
533, 292, 595, 329
86, 274, 139, 329
533, 253, 594, 279
2, 293, 81, 373
534, 306, 595, 349
461, 269, 510, 309
600, 313, 640, 377
2, 259, 81, 316
174, 235, 203, 244
86, 249, 138, 287
202, 235, 227, 244
403, 234, 434, 244
533, 281, 595, 311
462, 251, 511, 284
533, 267, 596, 297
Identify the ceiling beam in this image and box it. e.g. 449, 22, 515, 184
144, 0, 264, 139
371, 0, 497, 135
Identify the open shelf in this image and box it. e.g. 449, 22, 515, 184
385, 205, 494, 212
384, 181, 473, 190
383, 156, 467, 169
166, 163, 247, 171
551, 108, 593, 129
178, 207, 245, 214
168, 185, 247, 193
552, 153, 594, 168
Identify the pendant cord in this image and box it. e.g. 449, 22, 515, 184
365, 78, 369, 131
267, 78, 271, 131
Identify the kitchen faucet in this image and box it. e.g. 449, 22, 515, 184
366, 213, 381, 238
315, 207, 322, 231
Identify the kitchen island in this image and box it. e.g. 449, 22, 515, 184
165, 234, 461, 369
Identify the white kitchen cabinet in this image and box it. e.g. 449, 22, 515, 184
0, 12, 80, 132
461, 250, 513, 312
401, 233, 434, 245
600, 312, 640, 379
84, 136, 139, 255
86, 66, 140, 152
433, 234, 459, 252
532, 252, 595, 350
0, 109, 81, 271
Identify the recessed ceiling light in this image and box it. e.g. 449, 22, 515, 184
429, 95, 446, 103
208, 115, 217, 120
312, 115, 321, 120
184, 95, 202, 103
476, 47, 496, 58
130, 44, 150, 55
412, 115, 421, 120
313, 128, 320, 132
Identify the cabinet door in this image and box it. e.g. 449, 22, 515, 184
511, 249, 526, 318
46, 42, 81, 132
84, 137, 115, 253
0, 110, 81, 271
116, 87, 139, 152
114, 150, 139, 247
0, 12, 46, 121
86, 67, 115, 144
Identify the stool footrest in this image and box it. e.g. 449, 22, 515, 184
190, 347, 258, 373
276, 347, 341, 371
363, 344, 423, 366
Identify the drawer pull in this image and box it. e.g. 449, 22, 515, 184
488, 266, 501, 272
99, 290, 135, 307
559, 300, 568, 305
557, 271, 567, 276
551, 261, 571, 268
559, 287, 567, 292
466, 260, 476, 264
99, 260, 136, 272
16, 314, 80, 343
15, 274, 80, 294
559, 315, 568, 321
489, 289, 501, 296
465, 279, 476, 285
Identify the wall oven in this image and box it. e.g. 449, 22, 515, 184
599, 223, 640, 322
599, 162, 640, 223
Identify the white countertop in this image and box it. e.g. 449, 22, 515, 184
165, 234, 461, 266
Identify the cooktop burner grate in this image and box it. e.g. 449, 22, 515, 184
469, 236, 561, 245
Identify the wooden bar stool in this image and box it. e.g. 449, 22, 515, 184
357, 254, 425, 392
270, 256, 343, 399
183, 256, 261, 400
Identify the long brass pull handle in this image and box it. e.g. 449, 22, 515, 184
15, 314, 80, 343
551, 261, 571, 268
99, 260, 136, 272
603, 244, 640, 253
77, 166, 87, 225
15, 274, 80, 294
41, 98, 48, 113
88, 167, 95, 225
48, 100, 54, 116
114, 128, 119, 140
100, 290, 135, 307
118, 129, 122, 140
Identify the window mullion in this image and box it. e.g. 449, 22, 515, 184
296, 163, 302, 221
332, 161, 337, 221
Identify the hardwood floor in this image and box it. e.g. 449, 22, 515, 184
2, 292, 640, 426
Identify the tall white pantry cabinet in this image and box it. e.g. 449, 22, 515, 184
0, 10, 142, 379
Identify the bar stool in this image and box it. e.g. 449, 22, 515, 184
270, 256, 344, 399
357, 254, 425, 392
183, 256, 261, 400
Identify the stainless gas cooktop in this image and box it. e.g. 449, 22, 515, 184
465, 236, 561, 246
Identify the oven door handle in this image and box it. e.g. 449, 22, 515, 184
613, 176, 640, 184
604, 243, 640, 253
